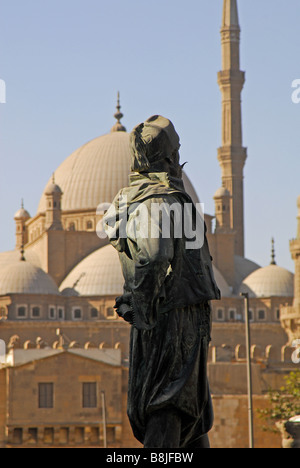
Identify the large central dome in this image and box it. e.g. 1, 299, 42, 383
38, 131, 132, 213
37, 114, 200, 214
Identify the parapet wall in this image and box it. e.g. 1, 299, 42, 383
208, 342, 298, 366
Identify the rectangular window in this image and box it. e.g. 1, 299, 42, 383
28, 428, 38, 444
48, 306, 56, 320
82, 382, 97, 408
106, 307, 116, 319
17, 305, 28, 319
229, 309, 236, 321
57, 307, 65, 320
12, 428, 23, 444
217, 308, 224, 321
90, 307, 98, 319
59, 427, 69, 444
39, 383, 54, 408
75, 427, 85, 443
31, 306, 41, 319
43, 427, 54, 444
258, 309, 266, 321
90, 427, 99, 444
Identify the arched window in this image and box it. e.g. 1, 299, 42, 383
86, 220, 93, 230
72, 307, 82, 320
68, 222, 76, 231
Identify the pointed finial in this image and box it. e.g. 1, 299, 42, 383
111, 92, 126, 132
270, 238, 276, 265
115, 92, 122, 121
52, 172, 55, 184
21, 198, 24, 209
222, 0, 240, 28
20, 244, 26, 262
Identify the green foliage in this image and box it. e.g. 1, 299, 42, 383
257, 370, 300, 433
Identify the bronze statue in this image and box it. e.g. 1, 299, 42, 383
104, 115, 220, 448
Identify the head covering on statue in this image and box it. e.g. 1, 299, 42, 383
130, 115, 184, 178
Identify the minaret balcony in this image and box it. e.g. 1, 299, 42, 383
217, 70, 245, 88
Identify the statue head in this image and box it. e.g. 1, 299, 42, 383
130, 115, 183, 178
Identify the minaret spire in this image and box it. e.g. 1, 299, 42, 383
217, 0, 247, 257
222, 0, 239, 29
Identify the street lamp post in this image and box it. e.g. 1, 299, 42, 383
101, 391, 107, 448
241, 292, 254, 448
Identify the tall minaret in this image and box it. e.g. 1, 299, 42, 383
280, 196, 300, 345
290, 196, 300, 309
217, 0, 247, 257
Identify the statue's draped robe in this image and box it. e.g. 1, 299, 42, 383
104, 172, 220, 446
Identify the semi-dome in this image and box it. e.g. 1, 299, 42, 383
59, 245, 124, 296
213, 267, 232, 297
38, 108, 200, 214
60, 244, 231, 298
0, 261, 60, 296
233, 255, 261, 293
239, 264, 294, 298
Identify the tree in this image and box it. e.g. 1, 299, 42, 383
258, 370, 300, 433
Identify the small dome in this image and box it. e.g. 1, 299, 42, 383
14, 207, 31, 219
0, 261, 60, 295
213, 266, 232, 297
239, 264, 294, 298
60, 244, 231, 298
14, 200, 30, 219
214, 187, 230, 199
233, 255, 261, 293
45, 182, 62, 195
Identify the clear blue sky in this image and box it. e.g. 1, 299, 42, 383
0, 0, 299, 272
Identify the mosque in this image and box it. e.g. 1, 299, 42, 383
0, 0, 299, 448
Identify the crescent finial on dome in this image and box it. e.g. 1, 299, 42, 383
270, 237, 276, 265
